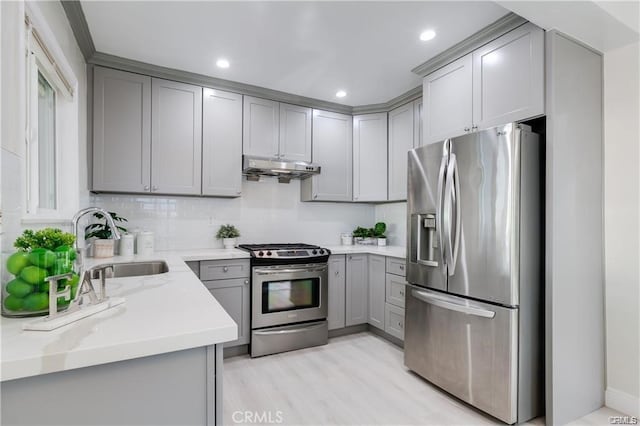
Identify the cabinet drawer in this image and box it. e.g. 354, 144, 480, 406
200, 259, 250, 280
385, 274, 407, 308
385, 303, 405, 341
386, 257, 406, 277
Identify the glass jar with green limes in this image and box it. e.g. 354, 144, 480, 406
2, 228, 80, 317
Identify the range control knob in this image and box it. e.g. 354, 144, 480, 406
266, 251, 272, 256
257, 251, 264, 257
312, 250, 318, 255
319, 249, 325, 254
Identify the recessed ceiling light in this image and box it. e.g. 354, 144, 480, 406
216, 58, 230, 69
336, 90, 347, 98
419, 30, 436, 41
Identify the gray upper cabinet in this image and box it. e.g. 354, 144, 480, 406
151, 78, 202, 195
92, 67, 151, 193
279, 103, 312, 162
413, 98, 423, 147
301, 110, 353, 202
202, 88, 243, 197
346, 254, 368, 326
368, 255, 386, 330
423, 54, 473, 145
353, 113, 388, 202
328, 255, 346, 330
243, 96, 280, 158
388, 103, 415, 201
472, 23, 544, 129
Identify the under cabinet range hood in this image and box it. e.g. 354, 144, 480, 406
243, 156, 321, 183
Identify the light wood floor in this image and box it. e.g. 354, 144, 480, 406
223, 332, 617, 425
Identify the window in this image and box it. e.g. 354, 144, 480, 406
24, 4, 79, 220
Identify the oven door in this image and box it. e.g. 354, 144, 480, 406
251, 264, 328, 329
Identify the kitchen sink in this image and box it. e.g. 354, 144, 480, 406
90, 261, 169, 279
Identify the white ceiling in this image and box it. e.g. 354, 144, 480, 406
498, 1, 639, 53
81, 1, 509, 106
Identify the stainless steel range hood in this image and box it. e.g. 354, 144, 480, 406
243, 156, 321, 183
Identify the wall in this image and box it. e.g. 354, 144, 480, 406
603, 40, 640, 416
374, 202, 406, 247
92, 179, 375, 250
1, 1, 87, 281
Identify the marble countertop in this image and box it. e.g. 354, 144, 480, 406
1, 245, 404, 382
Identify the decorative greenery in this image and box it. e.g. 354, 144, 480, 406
352, 226, 374, 238
14, 228, 76, 251
373, 222, 387, 238
85, 211, 128, 240
216, 224, 240, 239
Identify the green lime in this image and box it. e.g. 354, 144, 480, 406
23, 292, 49, 311
20, 266, 49, 284
54, 245, 76, 261
6, 278, 34, 298
57, 297, 70, 307
4, 295, 24, 311
6, 251, 31, 275
39, 281, 50, 293
28, 248, 57, 269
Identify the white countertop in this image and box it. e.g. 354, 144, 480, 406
1, 245, 403, 382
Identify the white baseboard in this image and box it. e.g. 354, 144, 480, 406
606, 387, 640, 417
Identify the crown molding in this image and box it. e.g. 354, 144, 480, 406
411, 12, 527, 77
60, 0, 95, 60
353, 86, 422, 114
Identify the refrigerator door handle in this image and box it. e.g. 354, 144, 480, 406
410, 288, 496, 319
436, 144, 449, 273
444, 153, 461, 276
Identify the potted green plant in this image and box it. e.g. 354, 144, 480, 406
216, 224, 240, 249
373, 222, 387, 246
352, 226, 375, 245
85, 211, 128, 258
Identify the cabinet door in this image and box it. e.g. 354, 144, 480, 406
353, 113, 388, 202
472, 23, 544, 129
368, 255, 386, 330
413, 98, 423, 148
423, 55, 473, 145
279, 103, 312, 162
92, 67, 151, 192
301, 110, 353, 201
243, 96, 279, 158
388, 103, 414, 201
385, 273, 407, 308
346, 254, 368, 326
328, 255, 346, 330
384, 303, 405, 341
204, 278, 250, 347
202, 89, 242, 197
151, 78, 202, 195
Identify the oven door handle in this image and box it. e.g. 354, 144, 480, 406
253, 322, 326, 335
254, 266, 328, 275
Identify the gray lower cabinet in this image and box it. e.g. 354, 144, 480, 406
203, 278, 250, 347
384, 303, 405, 340
301, 109, 353, 202
92, 67, 151, 192
328, 255, 346, 330
345, 254, 368, 326
368, 255, 386, 330
385, 273, 407, 309
151, 78, 203, 195
202, 88, 243, 197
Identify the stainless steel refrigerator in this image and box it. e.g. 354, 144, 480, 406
405, 123, 543, 424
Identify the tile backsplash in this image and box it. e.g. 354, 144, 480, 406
92, 178, 377, 250
375, 202, 407, 247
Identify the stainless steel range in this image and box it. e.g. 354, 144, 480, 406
238, 243, 331, 357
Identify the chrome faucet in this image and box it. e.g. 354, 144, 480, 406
71, 207, 122, 264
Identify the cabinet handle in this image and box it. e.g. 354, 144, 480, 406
144, 185, 150, 191
244, 280, 249, 285
464, 127, 470, 132
335, 271, 339, 276
399, 265, 405, 270
313, 194, 318, 199
223, 266, 229, 272
472, 125, 478, 131
400, 291, 405, 296
349, 256, 352, 260
152, 186, 158, 192
398, 322, 403, 329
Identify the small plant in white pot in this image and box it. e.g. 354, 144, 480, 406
374, 222, 387, 246
85, 211, 128, 258
216, 224, 240, 249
